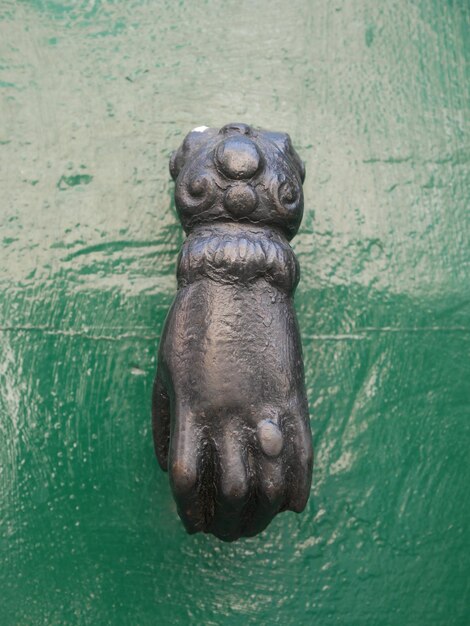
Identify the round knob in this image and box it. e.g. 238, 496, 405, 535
223, 184, 258, 217
216, 136, 261, 180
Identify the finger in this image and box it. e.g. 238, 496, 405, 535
243, 420, 286, 537
152, 371, 171, 471
169, 406, 207, 534
210, 429, 251, 541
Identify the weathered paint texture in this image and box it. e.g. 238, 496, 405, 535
0, 1, 469, 624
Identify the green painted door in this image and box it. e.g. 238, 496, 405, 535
1, 1, 469, 624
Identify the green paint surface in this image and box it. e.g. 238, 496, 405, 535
1, 1, 469, 624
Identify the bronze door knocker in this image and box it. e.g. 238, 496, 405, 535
153, 123, 313, 541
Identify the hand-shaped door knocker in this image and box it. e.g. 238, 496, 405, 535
152, 123, 313, 541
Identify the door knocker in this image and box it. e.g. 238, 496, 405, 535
153, 123, 313, 541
